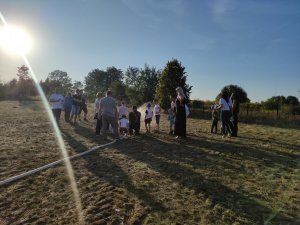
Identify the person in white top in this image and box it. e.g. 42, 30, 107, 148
153, 103, 160, 132
216, 91, 234, 138
118, 101, 128, 119
119, 115, 129, 135
144, 103, 153, 133
49, 88, 64, 124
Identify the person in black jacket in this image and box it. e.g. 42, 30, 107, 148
231, 93, 240, 137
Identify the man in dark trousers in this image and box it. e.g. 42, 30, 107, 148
129, 106, 141, 135
98, 90, 120, 141
231, 93, 240, 137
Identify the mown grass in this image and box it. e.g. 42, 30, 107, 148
0, 100, 299, 225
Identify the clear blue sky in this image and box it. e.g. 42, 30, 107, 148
0, 0, 299, 102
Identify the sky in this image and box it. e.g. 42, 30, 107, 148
0, 0, 299, 102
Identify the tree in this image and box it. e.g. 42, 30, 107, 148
0, 81, 4, 100
84, 67, 124, 100
155, 59, 192, 110
17, 65, 36, 97
109, 80, 126, 101
72, 80, 84, 93
106, 67, 123, 86
216, 84, 250, 103
139, 64, 160, 102
262, 96, 286, 110
124, 66, 140, 87
41, 70, 72, 96
125, 86, 143, 106
286, 96, 299, 106
84, 69, 108, 99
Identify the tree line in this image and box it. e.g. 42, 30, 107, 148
0, 59, 192, 110
0, 59, 299, 113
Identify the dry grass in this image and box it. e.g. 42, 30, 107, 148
0, 100, 299, 225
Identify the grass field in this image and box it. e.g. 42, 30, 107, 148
0, 100, 299, 225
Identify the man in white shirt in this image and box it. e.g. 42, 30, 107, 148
49, 88, 64, 124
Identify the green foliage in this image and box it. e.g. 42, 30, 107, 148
84, 67, 123, 100
155, 59, 192, 110
124, 64, 160, 104
139, 64, 160, 102
262, 95, 299, 110
109, 80, 126, 101
84, 69, 107, 98
17, 65, 36, 97
286, 96, 299, 106
124, 66, 140, 87
72, 80, 83, 93
125, 86, 143, 106
190, 100, 204, 108
216, 84, 249, 103
40, 70, 72, 96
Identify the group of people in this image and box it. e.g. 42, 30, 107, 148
94, 90, 142, 140
49, 86, 239, 140
91, 86, 188, 141
211, 91, 239, 138
49, 88, 88, 125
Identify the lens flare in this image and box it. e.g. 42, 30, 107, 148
0, 12, 84, 224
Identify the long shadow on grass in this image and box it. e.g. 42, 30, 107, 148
116, 135, 296, 224
60, 130, 167, 213
238, 135, 300, 153
194, 131, 299, 170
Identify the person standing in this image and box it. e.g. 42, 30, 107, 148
216, 91, 234, 138
49, 88, 64, 124
174, 87, 187, 138
129, 106, 141, 135
63, 92, 73, 122
79, 91, 88, 121
231, 93, 240, 137
210, 105, 219, 134
94, 92, 102, 135
98, 90, 120, 141
144, 103, 153, 133
70, 89, 82, 124
167, 108, 176, 135
170, 95, 176, 111
153, 103, 160, 133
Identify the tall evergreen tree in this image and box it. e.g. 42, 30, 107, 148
155, 59, 192, 110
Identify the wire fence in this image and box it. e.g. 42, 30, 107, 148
189, 104, 300, 128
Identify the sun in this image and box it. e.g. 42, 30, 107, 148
0, 25, 33, 55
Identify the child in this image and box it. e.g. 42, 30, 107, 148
119, 115, 129, 135
144, 103, 153, 133
167, 108, 176, 135
153, 103, 160, 132
129, 106, 141, 135
211, 105, 219, 134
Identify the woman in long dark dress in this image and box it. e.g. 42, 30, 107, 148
174, 87, 187, 138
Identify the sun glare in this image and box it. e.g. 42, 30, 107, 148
0, 25, 33, 55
